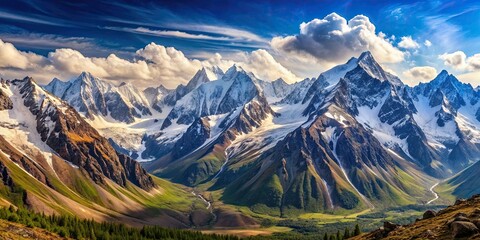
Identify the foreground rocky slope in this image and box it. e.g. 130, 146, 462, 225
0, 219, 62, 240
353, 194, 480, 239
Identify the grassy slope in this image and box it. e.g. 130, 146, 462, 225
0, 151, 205, 227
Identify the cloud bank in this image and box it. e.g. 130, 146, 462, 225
0, 39, 300, 88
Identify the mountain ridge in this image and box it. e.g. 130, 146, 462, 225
33, 51, 480, 218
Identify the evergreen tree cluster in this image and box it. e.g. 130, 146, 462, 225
0, 206, 239, 240
320, 224, 361, 240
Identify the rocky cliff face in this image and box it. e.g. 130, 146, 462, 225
0, 89, 12, 110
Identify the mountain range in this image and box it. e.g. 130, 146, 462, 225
1, 51, 480, 224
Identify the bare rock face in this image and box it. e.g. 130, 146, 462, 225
0, 160, 13, 189
171, 117, 211, 160
0, 89, 12, 110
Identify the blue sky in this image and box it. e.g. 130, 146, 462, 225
0, 0, 479, 87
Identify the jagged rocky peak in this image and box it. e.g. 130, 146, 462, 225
161, 67, 216, 107
279, 77, 315, 104
143, 84, 172, 112
186, 67, 211, 90
205, 65, 225, 80
45, 72, 153, 123
223, 64, 245, 80
412, 69, 478, 109
356, 51, 401, 84
161, 63, 270, 129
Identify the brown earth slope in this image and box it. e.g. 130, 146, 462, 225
0, 219, 63, 240
353, 194, 480, 239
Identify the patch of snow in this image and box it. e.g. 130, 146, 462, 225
413, 96, 459, 148
321, 126, 336, 143
325, 112, 349, 127
226, 102, 309, 158
321, 57, 358, 86
456, 103, 480, 143
0, 84, 54, 171
356, 97, 411, 158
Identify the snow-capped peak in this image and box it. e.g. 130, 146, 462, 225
223, 64, 246, 81
44, 72, 153, 123
77, 71, 96, 83
186, 68, 210, 90
205, 66, 225, 81
357, 51, 390, 82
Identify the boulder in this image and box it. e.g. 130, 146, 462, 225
423, 210, 437, 220
451, 221, 479, 238
384, 221, 399, 232
454, 212, 468, 218
473, 219, 480, 229
455, 199, 467, 205
454, 216, 470, 222
470, 208, 480, 218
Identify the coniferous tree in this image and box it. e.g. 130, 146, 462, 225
354, 224, 361, 236
344, 227, 351, 239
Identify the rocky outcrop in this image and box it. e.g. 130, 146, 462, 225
423, 210, 437, 219
172, 117, 211, 159
0, 89, 12, 110
353, 194, 480, 239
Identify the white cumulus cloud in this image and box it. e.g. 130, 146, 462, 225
424, 40, 432, 47
271, 13, 404, 65
234, 50, 301, 83
403, 66, 437, 82
437, 51, 480, 71
398, 36, 420, 49
0, 39, 45, 69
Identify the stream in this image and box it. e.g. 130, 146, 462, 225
426, 182, 439, 205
